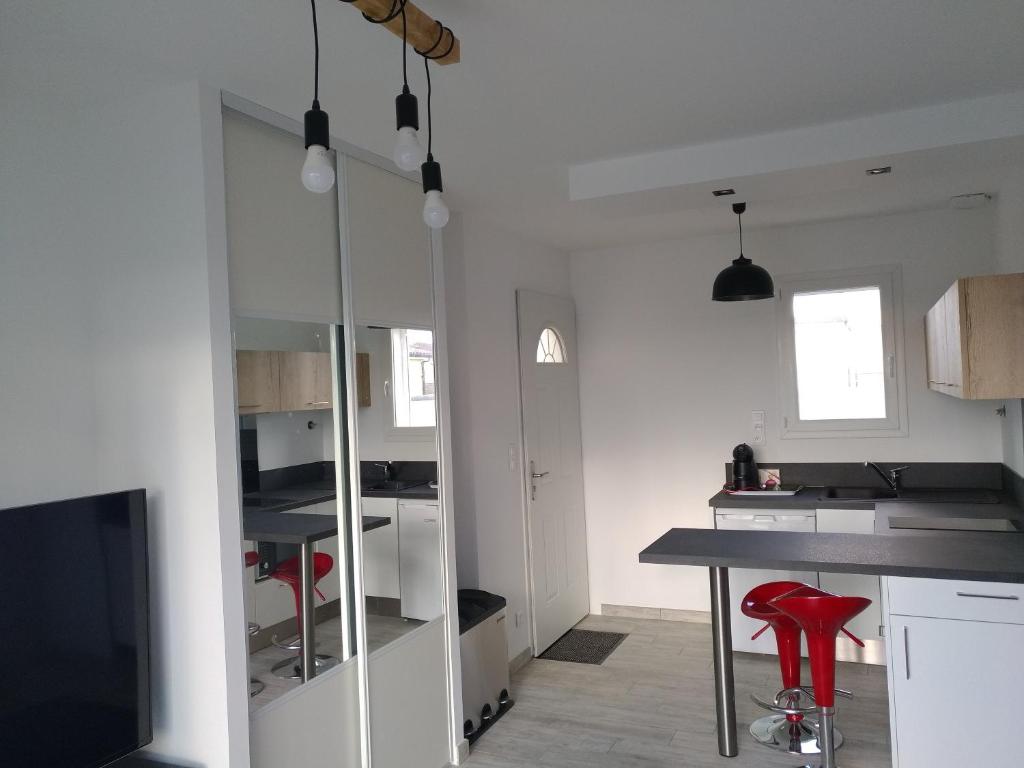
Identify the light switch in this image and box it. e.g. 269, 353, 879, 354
751, 410, 766, 445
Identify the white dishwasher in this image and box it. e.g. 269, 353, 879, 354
714, 509, 818, 655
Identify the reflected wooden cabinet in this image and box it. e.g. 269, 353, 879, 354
924, 273, 1024, 399
279, 351, 333, 412
235, 350, 333, 413
236, 351, 281, 414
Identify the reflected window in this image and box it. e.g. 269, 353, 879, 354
391, 329, 436, 428
536, 327, 566, 364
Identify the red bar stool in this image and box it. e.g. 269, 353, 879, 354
770, 587, 872, 768
269, 552, 339, 680
243, 551, 265, 697
742, 581, 834, 755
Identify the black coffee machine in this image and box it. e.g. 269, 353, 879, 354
731, 443, 760, 490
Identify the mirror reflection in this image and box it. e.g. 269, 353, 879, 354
356, 325, 441, 651
234, 318, 361, 709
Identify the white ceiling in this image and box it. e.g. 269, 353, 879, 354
4, 0, 1024, 250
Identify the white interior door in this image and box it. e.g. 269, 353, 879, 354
517, 290, 590, 654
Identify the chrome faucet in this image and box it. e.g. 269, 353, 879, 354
374, 461, 393, 481
864, 461, 910, 491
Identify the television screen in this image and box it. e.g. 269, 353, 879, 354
0, 490, 151, 767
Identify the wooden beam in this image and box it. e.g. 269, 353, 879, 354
347, 0, 460, 65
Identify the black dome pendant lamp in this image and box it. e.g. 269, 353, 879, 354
712, 202, 775, 301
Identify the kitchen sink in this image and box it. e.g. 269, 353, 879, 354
822, 486, 899, 500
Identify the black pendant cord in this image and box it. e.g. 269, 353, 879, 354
311, 0, 321, 104
361, 0, 406, 24
401, 4, 408, 88
737, 209, 743, 258
415, 20, 456, 60
424, 54, 432, 156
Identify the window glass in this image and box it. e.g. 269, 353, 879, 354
391, 328, 436, 428
536, 327, 566, 364
793, 287, 886, 420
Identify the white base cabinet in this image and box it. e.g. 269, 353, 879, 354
361, 496, 400, 600
885, 577, 1024, 768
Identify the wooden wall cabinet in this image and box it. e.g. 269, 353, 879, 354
924, 273, 1024, 399
235, 350, 333, 413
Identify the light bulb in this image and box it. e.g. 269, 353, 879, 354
393, 126, 426, 172
301, 145, 336, 193
423, 189, 450, 229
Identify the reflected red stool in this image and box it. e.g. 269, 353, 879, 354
742, 581, 832, 755
243, 551, 265, 697
269, 552, 339, 679
770, 587, 872, 768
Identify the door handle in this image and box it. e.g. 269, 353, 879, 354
955, 591, 1019, 601
531, 471, 550, 479
903, 625, 910, 680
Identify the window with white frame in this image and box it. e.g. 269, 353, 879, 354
389, 328, 436, 431
778, 266, 906, 438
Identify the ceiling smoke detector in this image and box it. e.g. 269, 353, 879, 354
949, 193, 992, 210
865, 166, 892, 176
712, 188, 736, 197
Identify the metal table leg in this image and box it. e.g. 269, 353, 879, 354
710, 566, 738, 757
299, 542, 316, 683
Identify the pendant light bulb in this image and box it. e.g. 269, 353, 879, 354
423, 190, 450, 229
301, 145, 336, 194
393, 87, 426, 172
421, 155, 449, 229
302, 101, 335, 194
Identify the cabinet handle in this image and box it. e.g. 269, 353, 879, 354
903, 625, 910, 680
423, 518, 437, 524
955, 591, 1019, 601
239, 404, 263, 408
307, 401, 330, 406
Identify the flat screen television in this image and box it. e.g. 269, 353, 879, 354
0, 489, 151, 767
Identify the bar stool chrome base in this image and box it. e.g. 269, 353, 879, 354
749, 715, 843, 755
271, 653, 340, 680
249, 678, 266, 697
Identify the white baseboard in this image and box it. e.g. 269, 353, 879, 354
509, 646, 533, 675
601, 603, 712, 624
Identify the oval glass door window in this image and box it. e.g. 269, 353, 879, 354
536, 327, 566, 364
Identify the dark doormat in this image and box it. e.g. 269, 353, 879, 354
538, 629, 627, 665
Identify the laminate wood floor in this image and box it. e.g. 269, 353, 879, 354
466, 614, 891, 768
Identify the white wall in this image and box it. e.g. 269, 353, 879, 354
444, 213, 572, 660
1, 81, 248, 766
995, 167, 1024, 475
571, 207, 1003, 614
256, 411, 334, 471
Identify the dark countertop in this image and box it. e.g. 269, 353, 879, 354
242, 510, 390, 544
640, 481, 1024, 583
709, 487, 1006, 510
243, 481, 438, 514
639, 526, 1024, 583
360, 482, 439, 501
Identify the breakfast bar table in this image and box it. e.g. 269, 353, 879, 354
639, 525, 1024, 757
243, 509, 391, 683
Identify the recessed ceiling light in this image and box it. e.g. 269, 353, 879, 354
712, 188, 736, 197
865, 166, 892, 176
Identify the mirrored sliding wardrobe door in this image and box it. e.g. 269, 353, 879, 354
344, 155, 453, 768
222, 105, 364, 768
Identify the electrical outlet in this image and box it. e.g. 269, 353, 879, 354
759, 468, 781, 487
751, 410, 766, 445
